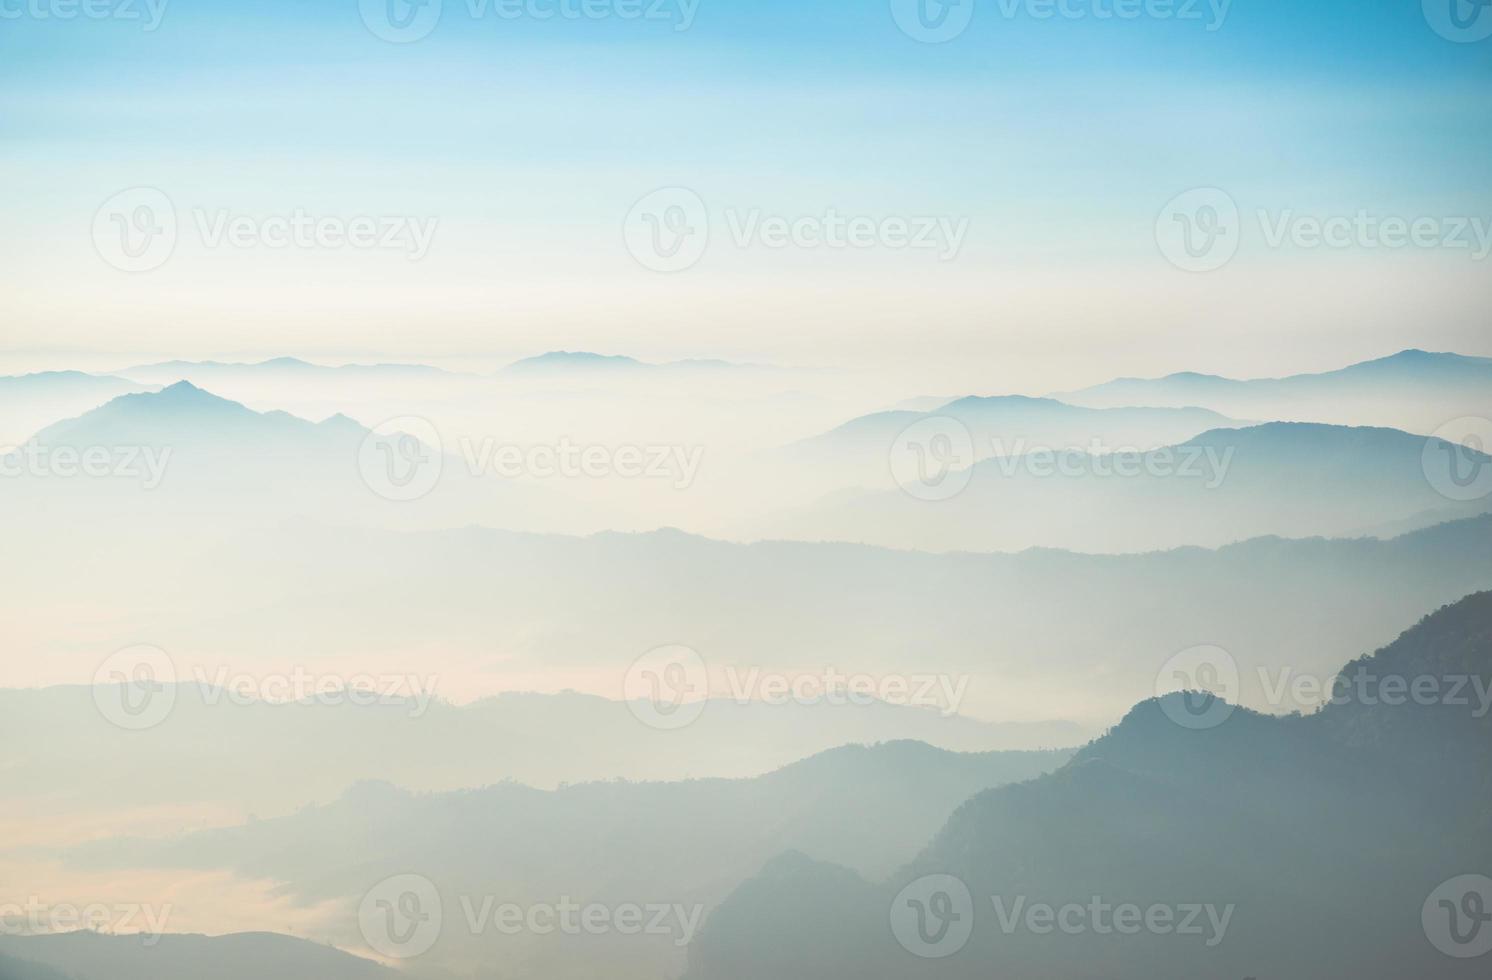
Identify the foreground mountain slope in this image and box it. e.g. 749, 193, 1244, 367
685, 592, 1492, 980
67, 743, 1071, 980
0, 952, 71, 980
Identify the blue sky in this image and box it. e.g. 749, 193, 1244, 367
2, 0, 1489, 384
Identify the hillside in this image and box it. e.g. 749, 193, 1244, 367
685, 592, 1492, 979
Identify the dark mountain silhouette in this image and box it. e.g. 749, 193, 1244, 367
0, 932, 396, 980
685, 592, 1492, 980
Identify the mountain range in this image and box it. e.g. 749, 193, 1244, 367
68, 742, 1070, 979
1054, 349, 1492, 433
683, 591, 1492, 980
6, 514, 1491, 732
773, 395, 1242, 493
0, 370, 149, 446
766, 421, 1492, 553
0, 932, 395, 980
500, 351, 760, 376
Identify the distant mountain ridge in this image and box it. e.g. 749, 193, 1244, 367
64, 742, 1072, 980
767, 420, 1492, 552
501, 350, 761, 375
0, 370, 150, 446
774, 395, 1244, 495
0, 932, 395, 980
117, 357, 461, 386
31, 380, 366, 449
1054, 349, 1492, 432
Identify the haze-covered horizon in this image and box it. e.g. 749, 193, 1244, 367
7, 1, 1492, 976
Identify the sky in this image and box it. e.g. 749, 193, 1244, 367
2, 0, 1490, 391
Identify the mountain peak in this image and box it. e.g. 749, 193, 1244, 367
505, 351, 644, 372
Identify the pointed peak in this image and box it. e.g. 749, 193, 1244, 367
317, 412, 367, 434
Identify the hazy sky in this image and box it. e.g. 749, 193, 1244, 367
3, 0, 1490, 391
